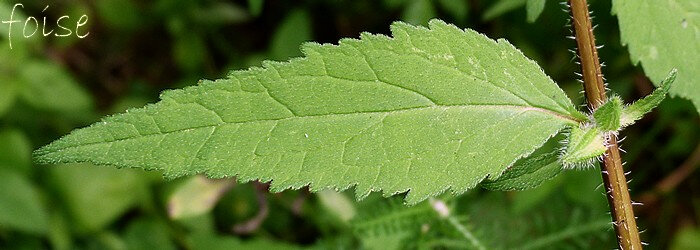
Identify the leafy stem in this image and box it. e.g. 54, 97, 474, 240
568, 0, 642, 249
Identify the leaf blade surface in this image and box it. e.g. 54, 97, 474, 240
613, 0, 700, 113
36, 20, 583, 204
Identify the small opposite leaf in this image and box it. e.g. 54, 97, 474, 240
593, 96, 623, 132
561, 126, 607, 168
621, 69, 676, 127
35, 20, 585, 204
482, 151, 561, 191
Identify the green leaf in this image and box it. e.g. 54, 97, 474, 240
318, 190, 356, 223
518, 217, 612, 249
167, 176, 234, 219
0, 170, 49, 235
511, 175, 562, 214
95, 0, 143, 31
19, 61, 93, 114
0, 128, 32, 174
613, 0, 700, 113
562, 170, 607, 209
269, 9, 312, 60
0, 78, 18, 117
526, 0, 546, 23
248, 0, 264, 16
360, 233, 409, 250
176, 213, 216, 233
621, 69, 677, 127
352, 196, 439, 250
591, 70, 673, 132
436, 0, 469, 22
467, 180, 612, 248
401, 0, 436, 25
593, 96, 623, 132
173, 33, 208, 72
36, 20, 585, 204
670, 226, 700, 250
86, 232, 127, 250
192, 2, 250, 25
48, 164, 149, 234
189, 233, 302, 250
383, 0, 410, 10
482, 0, 527, 21
124, 219, 176, 250
482, 152, 561, 191
560, 126, 606, 168
48, 210, 72, 250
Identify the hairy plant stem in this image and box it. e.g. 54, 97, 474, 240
567, 0, 642, 249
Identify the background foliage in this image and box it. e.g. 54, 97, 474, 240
0, 0, 698, 249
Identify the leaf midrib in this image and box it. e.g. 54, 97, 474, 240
39, 103, 581, 153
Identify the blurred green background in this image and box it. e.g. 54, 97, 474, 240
0, 0, 698, 249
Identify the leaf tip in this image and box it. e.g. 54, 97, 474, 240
660, 68, 678, 91
33, 135, 70, 165
619, 68, 678, 127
